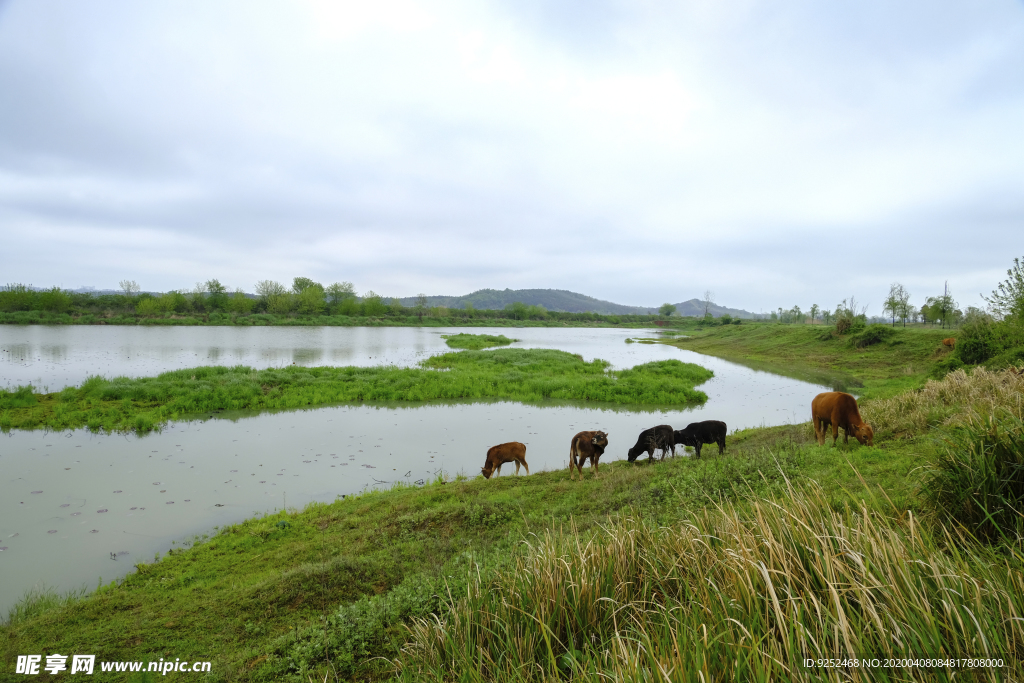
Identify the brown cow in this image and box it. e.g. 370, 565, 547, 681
811, 392, 874, 447
569, 430, 609, 480
942, 337, 956, 349
481, 442, 529, 479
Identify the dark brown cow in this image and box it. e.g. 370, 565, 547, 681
811, 392, 873, 447
673, 420, 727, 459
481, 442, 529, 479
627, 425, 674, 462
569, 430, 609, 480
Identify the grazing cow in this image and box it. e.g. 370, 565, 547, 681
569, 430, 609, 480
481, 442, 529, 479
942, 337, 956, 349
627, 425, 674, 462
811, 392, 874, 447
673, 420, 727, 459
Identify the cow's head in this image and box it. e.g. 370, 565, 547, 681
853, 423, 874, 447
626, 445, 642, 462
480, 466, 494, 479
592, 431, 609, 448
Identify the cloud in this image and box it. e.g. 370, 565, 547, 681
0, 0, 1022, 312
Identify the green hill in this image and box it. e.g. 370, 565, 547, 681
398, 288, 754, 317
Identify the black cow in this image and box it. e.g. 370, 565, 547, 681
627, 425, 674, 462
673, 420, 727, 459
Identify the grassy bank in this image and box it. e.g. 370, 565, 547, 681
1, 420, 943, 682
664, 323, 956, 398
0, 348, 713, 433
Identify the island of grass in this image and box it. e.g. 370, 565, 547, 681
0, 348, 713, 433
441, 332, 517, 349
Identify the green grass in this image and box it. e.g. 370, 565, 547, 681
0, 424, 937, 682
0, 348, 713, 433
666, 323, 956, 398
441, 333, 517, 349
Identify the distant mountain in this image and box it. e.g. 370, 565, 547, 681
398, 288, 755, 318
669, 299, 754, 319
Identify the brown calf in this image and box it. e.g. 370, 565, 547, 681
942, 337, 956, 349
481, 442, 529, 479
569, 430, 609, 480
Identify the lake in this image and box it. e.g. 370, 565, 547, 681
0, 325, 829, 614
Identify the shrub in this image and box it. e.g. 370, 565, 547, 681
921, 410, 1024, 544
848, 323, 897, 348
956, 319, 998, 364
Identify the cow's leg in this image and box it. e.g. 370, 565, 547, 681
593, 455, 600, 477
494, 463, 502, 477
521, 458, 530, 475
514, 460, 521, 475
695, 442, 702, 459
718, 437, 725, 455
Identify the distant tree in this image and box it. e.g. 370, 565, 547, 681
883, 282, 908, 327
296, 283, 326, 315
205, 279, 228, 311
292, 277, 321, 294
255, 280, 287, 300
227, 289, 254, 314
934, 282, 958, 329
119, 279, 140, 298
37, 287, 72, 313
416, 293, 429, 321
809, 304, 820, 324
362, 291, 387, 317
983, 256, 1024, 322
326, 281, 355, 304
659, 303, 676, 317
702, 290, 716, 318
253, 280, 286, 313
505, 301, 529, 320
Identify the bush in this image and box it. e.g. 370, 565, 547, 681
848, 324, 896, 348
922, 411, 1024, 544
956, 319, 998, 364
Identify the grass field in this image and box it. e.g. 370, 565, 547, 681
664, 323, 956, 398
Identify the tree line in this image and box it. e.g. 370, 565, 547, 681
0, 277, 663, 324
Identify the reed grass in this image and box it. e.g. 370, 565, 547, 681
0, 349, 713, 433
862, 366, 1024, 440
400, 481, 1024, 682
921, 410, 1024, 545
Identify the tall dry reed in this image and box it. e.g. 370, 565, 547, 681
863, 366, 1024, 439
400, 483, 1024, 682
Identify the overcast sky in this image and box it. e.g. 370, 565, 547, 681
1, 1, 1022, 313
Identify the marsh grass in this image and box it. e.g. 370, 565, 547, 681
441, 333, 517, 349
0, 349, 712, 433
4, 586, 86, 627
922, 410, 1024, 545
862, 366, 1024, 439
400, 481, 1024, 682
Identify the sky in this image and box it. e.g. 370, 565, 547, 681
1, 0, 1022, 314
